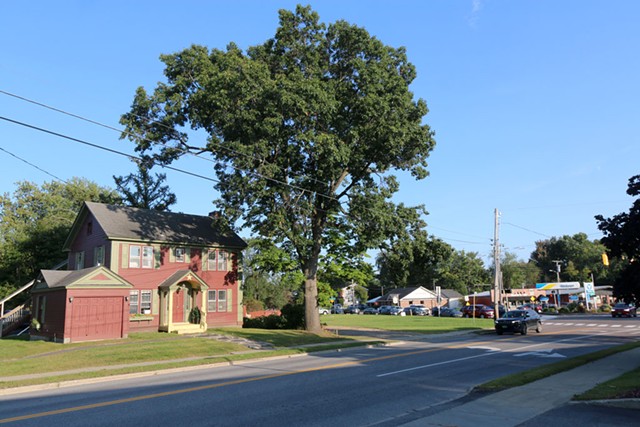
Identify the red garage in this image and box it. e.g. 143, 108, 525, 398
31, 266, 132, 343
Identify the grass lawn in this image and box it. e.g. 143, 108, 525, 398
319, 314, 494, 333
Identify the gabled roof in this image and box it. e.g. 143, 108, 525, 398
63, 202, 247, 250
441, 289, 464, 299
380, 286, 437, 301
33, 266, 133, 291
158, 269, 208, 290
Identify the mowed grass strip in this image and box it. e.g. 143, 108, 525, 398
318, 313, 493, 332
0, 329, 353, 379
475, 341, 640, 397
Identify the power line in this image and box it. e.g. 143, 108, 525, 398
0, 116, 219, 184
0, 89, 334, 195
0, 146, 68, 183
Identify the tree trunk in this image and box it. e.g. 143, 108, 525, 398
304, 275, 321, 333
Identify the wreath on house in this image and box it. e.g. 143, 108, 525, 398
188, 306, 202, 325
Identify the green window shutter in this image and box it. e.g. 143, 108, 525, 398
227, 251, 232, 272
121, 243, 129, 269
227, 289, 233, 312
169, 247, 175, 263
202, 249, 208, 271
154, 245, 162, 268
186, 247, 191, 263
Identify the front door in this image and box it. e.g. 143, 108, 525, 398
173, 288, 184, 323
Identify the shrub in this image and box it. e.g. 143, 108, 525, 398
280, 303, 305, 329
599, 304, 612, 313
188, 306, 202, 324
241, 304, 305, 330
559, 307, 570, 314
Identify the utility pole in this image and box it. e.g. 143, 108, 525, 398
493, 208, 502, 319
552, 260, 562, 308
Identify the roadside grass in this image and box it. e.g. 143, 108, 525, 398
318, 314, 493, 333
574, 365, 640, 400
0, 328, 363, 388
475, 340, 640, 399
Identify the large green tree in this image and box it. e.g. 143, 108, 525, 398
0, 178, 119, 302
120, 6, 435, 332
596, 174, 640, 302
530, 233, 612, 284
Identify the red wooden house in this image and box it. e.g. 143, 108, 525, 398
30, 202, 247, 343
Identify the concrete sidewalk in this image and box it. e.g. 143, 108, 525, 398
404, 346, 640, 426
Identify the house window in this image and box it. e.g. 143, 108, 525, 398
217, 290, 227, 312
37, 295, 46, 324
140, 290, 152, 314
175, 247, 186, 263
207, 250, 217, 271
142, 246, 154, 269
129, 245, 153, 268
87, 221, 93, 235
217, 251, 228, 271
207, 290, 217, 312
75, 251, 85, 270
129, 291, 139, 314
129, 246, 141, 268
95, 246, 105, 266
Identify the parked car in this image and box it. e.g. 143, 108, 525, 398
611, 303, 637, 318
362, 307, 379, 315
331, 305, 344, 314
319, 307, 330, 315
378, 305, 393, 315
440, 307, 463, 317
404, 305, 429, 316
389, 306, 405, 316
461, 304, 494, 318
518, 303, 543, 314
495, 309, 542, 335
344, 305, 362, 314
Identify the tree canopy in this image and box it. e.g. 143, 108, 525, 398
376, 231, 489, 296
0, 178, 119, 302
530, 233, 613, 285
596, 174, 640, 302
120, 5, 435, 331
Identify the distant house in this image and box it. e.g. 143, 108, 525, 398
30, 202, 247, 343
378, 287, 438, 308
440, 289, 464, 308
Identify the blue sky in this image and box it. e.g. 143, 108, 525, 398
1, 1, 639, 265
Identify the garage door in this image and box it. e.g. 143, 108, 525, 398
70, 297, 124, 341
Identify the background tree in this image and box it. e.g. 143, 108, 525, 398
530, 233, 612, 284
596, 174, 640, 302
376, 231, 489, 295
499, 252, 540, 289
0, 178, 119, 302
120, 6, 435, 332
242, 238, 302, 312
113, 157, 177, 211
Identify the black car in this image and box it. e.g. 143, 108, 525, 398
495, 309, 542, 335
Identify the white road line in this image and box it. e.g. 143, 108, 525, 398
376, 332, 609, 378
611, 325, 622, 328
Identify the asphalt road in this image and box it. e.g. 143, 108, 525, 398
1, 314, 638, 426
